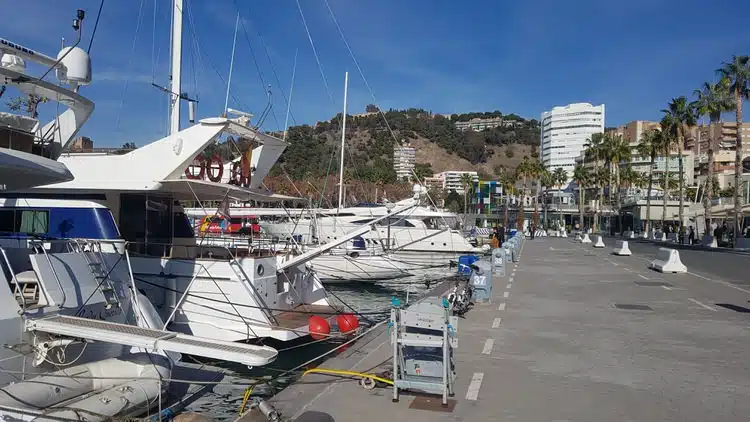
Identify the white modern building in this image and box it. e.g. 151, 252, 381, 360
393, 143, 416, 181
436, 170, 478, 193
540, 103, 605, 182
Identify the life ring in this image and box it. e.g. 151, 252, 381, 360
206, 155, 224, 182
185, 154, 205, 180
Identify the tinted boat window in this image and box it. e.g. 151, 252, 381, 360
48, 208, 120, 239
0, 210, 15, 233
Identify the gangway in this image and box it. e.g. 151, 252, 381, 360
25, 315, 278, 367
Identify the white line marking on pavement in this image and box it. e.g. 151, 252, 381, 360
688, 298, 717, 311
509, 277, 514, 283
506, 283, 512, 289
662, 285, 673, 291
688, 272, 750, 294
498, 302, 506, 311
492, 317, 502, 328
503, 291, 510, 298
482, 339, 494, 355
624, 267, 632, 272
466, 373, 484, 400
638, 274, 649, 280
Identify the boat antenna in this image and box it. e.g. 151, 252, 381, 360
38, 9, 85, 83
282, 49, 298, 141
223, 12, 240, 117
254, 85, 273, 129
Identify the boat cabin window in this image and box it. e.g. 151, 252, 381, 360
351, 218, 374, 224
0, 207, 119, 239
120, 194, 190, 255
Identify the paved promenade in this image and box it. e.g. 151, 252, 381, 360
243, 237, 750, 421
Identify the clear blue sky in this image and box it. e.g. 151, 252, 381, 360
2, 0, 749, 147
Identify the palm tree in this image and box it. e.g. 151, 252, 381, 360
659, 115, 678, 230
602, 134, 631, 234
636, 129, 663, 236
572, 165, 589, 231
514, 157, 534, 231
539, 167, 553, 229
693, 78, 735, 235
718, 55, 750, 243
552, 167, 567, 228
498, 169, 517, 228
530, 160, 545, 228
585, 133, 606, 231
662, 97, 697, 234
459, 173, 475, 216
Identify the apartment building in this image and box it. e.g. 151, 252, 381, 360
454, 117, 523, 132
540, 103, 605, 182
393, 143, 416, 181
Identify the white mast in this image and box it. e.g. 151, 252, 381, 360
169, 0, 183, 136
337, 71, 348, 211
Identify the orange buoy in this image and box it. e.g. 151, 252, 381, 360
308, 316, 330, 340
336, 313, 360, 335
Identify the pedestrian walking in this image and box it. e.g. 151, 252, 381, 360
688, 225, 695, 245
530, 224, 536, 240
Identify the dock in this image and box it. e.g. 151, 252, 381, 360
240, 236, 750, 421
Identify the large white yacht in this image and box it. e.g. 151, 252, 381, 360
0, 13, 276, 420
209, 186, 485, 269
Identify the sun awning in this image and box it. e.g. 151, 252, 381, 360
157, 178, 304, 202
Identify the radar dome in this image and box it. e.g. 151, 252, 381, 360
56, 46, 91, 86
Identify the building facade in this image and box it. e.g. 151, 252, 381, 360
454, 117, 523, 132
540, 103, 605, 182
436, 171, 478, 193
393, 143, 416, 181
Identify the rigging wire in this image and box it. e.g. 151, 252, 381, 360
228, 0, 281, 131
86, 0, 105, 54
295, 0, 334, 104
242, 1, 299, 127
114, 0, 147, 134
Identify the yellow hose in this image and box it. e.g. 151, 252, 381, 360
302, 368, 393, 386
237, 386, 254, 416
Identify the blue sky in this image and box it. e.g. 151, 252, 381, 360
2, 0, 749, 147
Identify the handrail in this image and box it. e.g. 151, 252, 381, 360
122, 246, 141, 325
28, 240, 66, 308
0, 246, 25, 314
162, 268, 202, 330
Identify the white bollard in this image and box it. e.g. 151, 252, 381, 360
561, 230, 568, 238
660, 232, 667, 242
581, 234, 592, 244
650, 248, 687, 273
593, 235, 605, 248
613, 240, 632, 256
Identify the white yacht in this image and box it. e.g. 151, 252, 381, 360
213, 186, 485, 269
0, 14, 276, 420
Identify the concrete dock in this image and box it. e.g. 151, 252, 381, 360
241, 237, 750, 421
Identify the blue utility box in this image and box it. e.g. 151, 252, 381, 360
457, 255, 479, 274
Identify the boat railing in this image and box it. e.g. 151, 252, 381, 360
124, 238, 284, 259
27, 240, 67, 308
0, 246, 26, 314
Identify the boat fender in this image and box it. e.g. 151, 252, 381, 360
205, 155, 224, 182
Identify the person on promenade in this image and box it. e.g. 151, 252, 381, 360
688, 226, 695, 245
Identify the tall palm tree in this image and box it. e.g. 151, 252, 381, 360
539, 167, 553, 228
552, 167, 567, 228
531, 160, 545, 228
659, 115, 678, 230
585, 133, 606, 231
636, 129, 663, 236
693, 78, 735, 235
572, 165, 589, 231
662, 97, 697, 234
718, 55, 750, 243
514, 157, 534, 231
459, 173, 475, 216
602, 134, 631, 234
499, 169, 517, 228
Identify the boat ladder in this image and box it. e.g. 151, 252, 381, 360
25, 315, 278, 367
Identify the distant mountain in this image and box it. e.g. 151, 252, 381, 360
270, 108, 540, 182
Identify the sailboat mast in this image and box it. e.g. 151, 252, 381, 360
169, 0, 183, 136
337, 71, 348, 211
